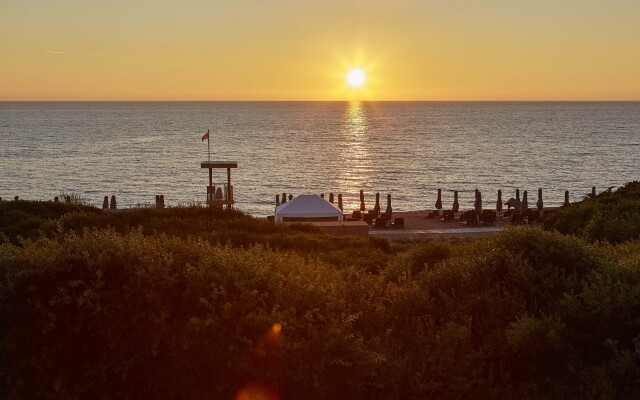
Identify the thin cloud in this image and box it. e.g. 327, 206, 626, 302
45, 50, 140, 60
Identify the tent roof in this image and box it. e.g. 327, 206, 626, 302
276, 195, 343, 218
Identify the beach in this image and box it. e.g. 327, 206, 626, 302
369, 210, 506, 240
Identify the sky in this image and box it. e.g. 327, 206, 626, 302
1, 0, 639, 101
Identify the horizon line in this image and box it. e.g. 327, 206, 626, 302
1, 99, 640, 103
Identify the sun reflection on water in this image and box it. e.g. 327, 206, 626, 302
347, 101, 367, 136
334, 101, 373, 211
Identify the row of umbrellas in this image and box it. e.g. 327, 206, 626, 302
434, 188, 548, 216
439, 188, 587, 211
276, 187, 584, 216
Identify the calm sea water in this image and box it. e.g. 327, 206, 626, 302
1, 102, 639, 216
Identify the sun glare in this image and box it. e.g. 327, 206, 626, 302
347, 69, 365, 87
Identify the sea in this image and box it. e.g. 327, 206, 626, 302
1, 102, 639, 216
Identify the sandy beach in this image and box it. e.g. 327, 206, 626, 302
367, 210, 509, 241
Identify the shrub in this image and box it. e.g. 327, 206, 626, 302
1, 202, 391, 273
380, 227, 640, 399
544, 181, 640, 243
0, 229, 387, 400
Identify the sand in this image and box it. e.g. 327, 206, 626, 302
367, 210, 511, 241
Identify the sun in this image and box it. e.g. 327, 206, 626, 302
347, 68, 365, 87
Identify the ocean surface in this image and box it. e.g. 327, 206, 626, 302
1, 102, 639, 216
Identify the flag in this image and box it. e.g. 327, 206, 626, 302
202, 129, 209, 141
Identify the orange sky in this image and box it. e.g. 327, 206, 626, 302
1, 0, 639, 101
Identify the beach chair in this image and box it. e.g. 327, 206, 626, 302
480, 210, 496, 226
459, 210, 478, 226
374, 217, 388, 229
458, 211, 469, 225
526, 209, 540, 224
441, 210, 455, 222
363, 213, 374, 225
393, 217, 405, 229
352, 210, 362, 220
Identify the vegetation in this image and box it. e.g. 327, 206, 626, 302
544, 181, 640, 243
0, 200, 391, 270
1, 185, 640, 399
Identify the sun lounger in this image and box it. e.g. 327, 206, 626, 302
440, 210, 455, 222
480, 210, 496, 226
363, 213, 374, 225
458, 210, 478, 226
526, 209, 540, 224
374, 217, 388, 229
426, 210, 440, 219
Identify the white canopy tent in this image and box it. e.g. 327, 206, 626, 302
275, 194, 344, 223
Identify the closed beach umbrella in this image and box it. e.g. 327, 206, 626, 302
110, 195, 117, 210
102, 196, 109, 210
537, 188, 544, 215
338, 194, 343, 211
329, 193, 334, 203
475, 191, 483, 215
374, 192, 381, 216
360, 190, 366, 212
160, 195, 165, 208
592, 186, 596, 197
521, 191, 528, 217
452, 191, 459, 213
516, 188, 520, 203
288, 194, 293, 201
282, 192, 287, 204
385, 194, 392, 218
474, 189, 479, 211
496, 190, 503, 213
320, 193, 324, 199
435, 188, 443, 210
275, 194, 280, 207
564, 190, 570, 206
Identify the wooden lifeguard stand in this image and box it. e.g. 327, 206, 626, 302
201, 161, 238, 209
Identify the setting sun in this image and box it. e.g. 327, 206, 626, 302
347, 69, 365, 87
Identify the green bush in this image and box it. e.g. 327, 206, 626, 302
380, 227, 640, 399
0, 200, 98, 243
544, 181, 640, 243
0, 203, 391, 273
0, 229, 386, 399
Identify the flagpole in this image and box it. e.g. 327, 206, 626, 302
207, 129, 210, 161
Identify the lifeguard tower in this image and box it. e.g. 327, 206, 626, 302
201, 161, 238, 209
